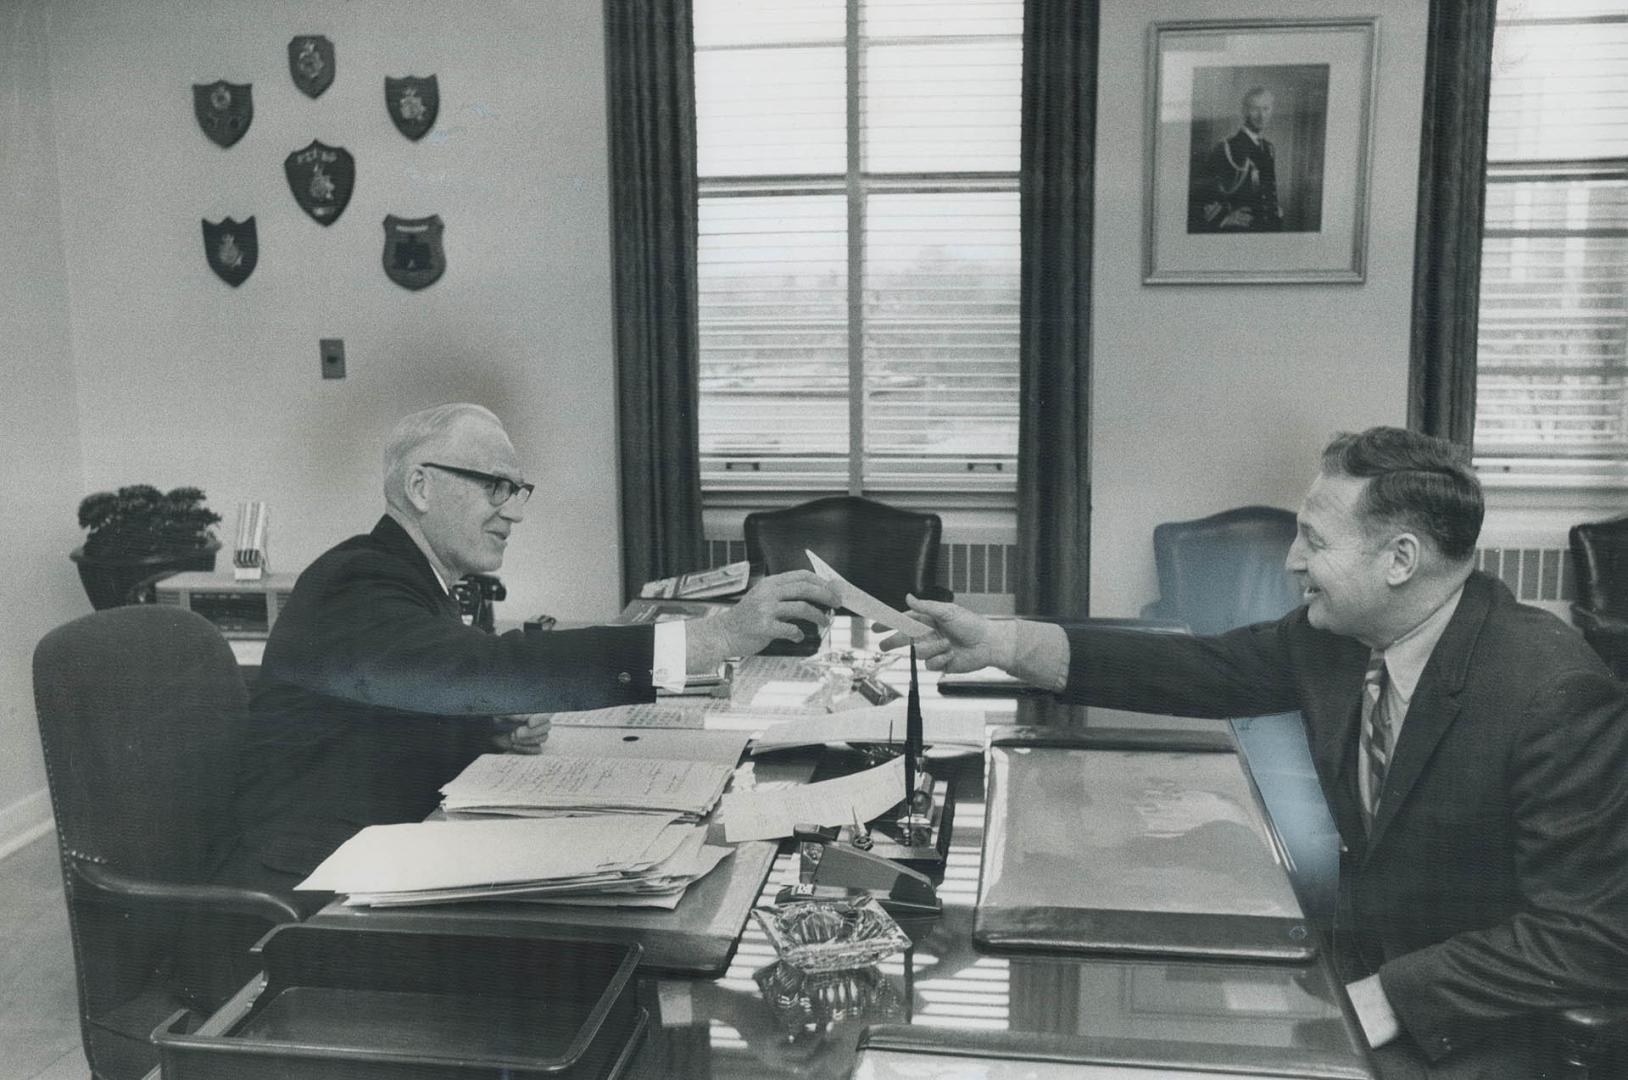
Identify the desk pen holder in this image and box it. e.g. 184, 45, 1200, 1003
839, 767, 958, 877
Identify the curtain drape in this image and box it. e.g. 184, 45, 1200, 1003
1408, 0, 1497, 448
605, 0, 708, 602
1017, 0, 1098, 617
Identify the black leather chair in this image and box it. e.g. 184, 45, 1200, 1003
32, 605, 301, 1080
1568, 516, 1628, 680
1141, 505, 1302, 636
744, 495, 949, 612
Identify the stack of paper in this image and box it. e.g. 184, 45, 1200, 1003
440, 753, 733, 822
745, 699, 986, 753
297, 815, 732, 910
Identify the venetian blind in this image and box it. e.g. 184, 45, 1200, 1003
694, 0, 1022, 498
1475, 2, 1628, 459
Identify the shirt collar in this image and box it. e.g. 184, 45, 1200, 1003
1377, 585, 1465, 702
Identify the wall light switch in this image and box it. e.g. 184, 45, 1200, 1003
320, 338, 345, 379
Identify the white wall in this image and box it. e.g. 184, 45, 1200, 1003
46, 0, 622, 624
0, 0, 88, 853
1089, 0, 1430, 617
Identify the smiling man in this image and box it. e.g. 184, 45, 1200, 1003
891, 427, 1628, 1078
223, 403, 838, 902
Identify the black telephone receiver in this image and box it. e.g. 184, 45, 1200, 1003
453, 573, 506, 632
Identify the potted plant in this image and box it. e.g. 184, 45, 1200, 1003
71, 485, 222, 609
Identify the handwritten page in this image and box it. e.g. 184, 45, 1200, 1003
440, 754, 732, 818
805, 550, 933, 639
722, 754, 907, 842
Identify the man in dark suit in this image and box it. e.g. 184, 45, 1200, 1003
1189, 86, 1284, 232
897, 427, 1628, 1077
224, 402, 839, 897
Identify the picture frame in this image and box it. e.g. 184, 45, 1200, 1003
1144, 17, 1378, 285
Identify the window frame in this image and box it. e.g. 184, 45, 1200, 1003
1472, 7, 1628, 494
694, 0, 1022, 508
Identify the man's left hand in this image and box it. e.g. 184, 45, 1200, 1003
492, 713, 551, 754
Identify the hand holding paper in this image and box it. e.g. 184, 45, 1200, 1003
804, 550, 933, 640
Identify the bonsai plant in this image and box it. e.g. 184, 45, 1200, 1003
71, 485, 222, 609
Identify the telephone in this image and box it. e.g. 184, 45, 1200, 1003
453, 573, 506, 632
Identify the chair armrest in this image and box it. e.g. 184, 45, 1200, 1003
73, 859, 302, 924
1571, 604, 1628, 637
1555, 1004, 1628, 1033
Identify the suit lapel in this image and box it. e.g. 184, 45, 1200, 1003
370, 515, 463, 623
1365, 573, 1495, 851
1312, 651, 1369, 848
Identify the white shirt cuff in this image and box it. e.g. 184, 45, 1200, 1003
651, 619, 688, 693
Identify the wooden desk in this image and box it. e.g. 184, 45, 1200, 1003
232, 620, 1375, 1079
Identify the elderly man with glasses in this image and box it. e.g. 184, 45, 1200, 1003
220, 403, 839, 905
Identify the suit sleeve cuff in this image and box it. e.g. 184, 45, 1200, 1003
651, 619, 687, 693
1378, 952, 1463, 1063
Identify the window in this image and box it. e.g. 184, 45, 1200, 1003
1475, 0, 1628, 480
693, 0, 1023, 504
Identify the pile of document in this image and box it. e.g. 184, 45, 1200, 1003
440, 753, 732, 822
297, 814, 731, 909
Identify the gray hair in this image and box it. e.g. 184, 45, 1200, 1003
382, 403, 501, 509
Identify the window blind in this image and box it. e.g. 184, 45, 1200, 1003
1475, 7, 1628, 459
694, 0, 1023, 498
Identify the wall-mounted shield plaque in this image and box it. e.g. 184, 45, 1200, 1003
382, 214, 445, 290
284, 141, 355, 225
193, 81, 253, 148
385, 75, 439, 141
288, 35, 335, 98
202, 217, 258, 287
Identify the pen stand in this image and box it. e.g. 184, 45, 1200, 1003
840, 766, 957, 878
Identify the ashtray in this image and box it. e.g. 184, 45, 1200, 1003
752, 895, 911, 973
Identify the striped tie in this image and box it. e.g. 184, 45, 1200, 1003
1359, 653, 1392, 830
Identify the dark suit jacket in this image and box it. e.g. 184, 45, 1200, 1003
231, 515, 656, 881
1062, 571, 1628, 1066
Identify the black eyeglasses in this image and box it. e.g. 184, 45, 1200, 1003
420, 462, 534, 507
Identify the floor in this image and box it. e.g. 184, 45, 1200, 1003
0, 832, 90, 1080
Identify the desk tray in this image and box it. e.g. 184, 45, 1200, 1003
154, 925, 645, 1080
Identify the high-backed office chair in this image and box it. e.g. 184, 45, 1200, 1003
33, 605, 301, 1080
1138, 507, 1336, 922
1568, 516, 1628, 680
1141, 505, 1302, 636
744, 495, 949, 612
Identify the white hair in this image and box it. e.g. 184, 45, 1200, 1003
381, 403, 501, 510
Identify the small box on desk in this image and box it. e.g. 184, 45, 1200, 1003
153, 925, 646, 1080
154, 571, 295, 639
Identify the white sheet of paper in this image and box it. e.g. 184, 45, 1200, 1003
804, 550, 933, 639
439, 754, 731, 816
297, 814, 677, 893
721, 754, 907, 842
536, 725, 749, 765
749, 700, 985, 752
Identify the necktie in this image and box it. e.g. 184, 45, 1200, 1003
1359, 653, 1392, 830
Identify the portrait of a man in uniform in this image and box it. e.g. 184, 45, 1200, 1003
1186, 64, 1328, 235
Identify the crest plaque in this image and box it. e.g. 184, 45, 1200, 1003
283, 141, 355, 225
288, 36, 335, 98
382, 214, 446, 290
193, 81, 253, 148
202, 217, 258, 287
385, 76, 439, 141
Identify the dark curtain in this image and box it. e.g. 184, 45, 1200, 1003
1409, 0, 1497, 447
1017, 0, 1098, 617
605, 0, 707, 601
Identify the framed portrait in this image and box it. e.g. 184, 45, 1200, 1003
1144, 18, 1378, 284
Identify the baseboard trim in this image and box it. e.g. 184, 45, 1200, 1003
0, 788, 54, 862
